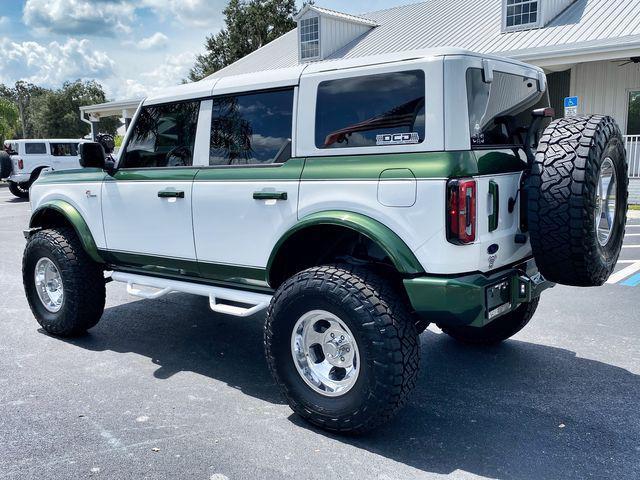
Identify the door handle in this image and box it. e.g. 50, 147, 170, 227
158, 189, 185, 198
488, 180, 499, 232
253, 191, 287, 201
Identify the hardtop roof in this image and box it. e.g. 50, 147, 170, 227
143, 48, 543, 105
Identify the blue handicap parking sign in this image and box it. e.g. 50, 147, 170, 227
564, 96, 579, 108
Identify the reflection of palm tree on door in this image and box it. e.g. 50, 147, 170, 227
211, 97, 254, 164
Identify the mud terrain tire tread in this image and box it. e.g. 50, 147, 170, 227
264, 264, 420, 434
527, 115, 628, 286
23, 227, 105, 336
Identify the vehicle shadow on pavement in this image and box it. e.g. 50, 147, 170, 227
62, 292, 286, 405
293, 330, 640, 480
2, 197, 28, 204
61, 294, 639, 480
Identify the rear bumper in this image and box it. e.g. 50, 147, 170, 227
7, 173, 30, 184
403, 259, 554, 328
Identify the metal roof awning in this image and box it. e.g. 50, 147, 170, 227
80, 98, 142, 122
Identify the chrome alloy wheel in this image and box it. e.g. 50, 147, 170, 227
291, 310, 360, 397
34, 257, 64, 313
595, 157, 618, 247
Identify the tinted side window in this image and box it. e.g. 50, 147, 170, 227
50, 143, 78, 156
209, 89, 293, 166
466, 68, 549, 147
25, 143, 46, 154
315, 70, 425, 149
122, 101, 200, 168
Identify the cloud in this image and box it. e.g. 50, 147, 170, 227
137, 32, 168, 50
23, 0, 135, 36
120, 51, 195, 98
141, 0, 227, 28
0, 37, 115, 87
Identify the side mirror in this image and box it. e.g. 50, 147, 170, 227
79, 142, 106, 169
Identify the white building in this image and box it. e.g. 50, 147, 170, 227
208, 0, 640, 201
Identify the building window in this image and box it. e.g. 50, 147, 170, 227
209, 89, 294, 166
315, 70, 425, 149
300, 16, 320, 60
628, 91, 640, 135
505, 0, 539, 29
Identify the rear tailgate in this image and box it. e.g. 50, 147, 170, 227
474, 170, 530, 272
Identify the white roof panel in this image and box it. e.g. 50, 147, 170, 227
208, 0, 640, 79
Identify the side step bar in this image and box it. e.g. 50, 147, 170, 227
110, 272, 272, 317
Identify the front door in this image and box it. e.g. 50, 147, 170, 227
101, 99, 202, 276
192, 88, 301, 289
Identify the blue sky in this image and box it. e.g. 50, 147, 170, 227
0, 0, 421, 100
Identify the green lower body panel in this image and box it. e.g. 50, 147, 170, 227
98, 250, 271, 292
403, 259, 554, 328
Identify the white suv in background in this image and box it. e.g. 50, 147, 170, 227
0, 139, 87, 198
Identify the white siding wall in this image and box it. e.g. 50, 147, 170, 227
542, 0, 577, 25
320, 18, 371, 59
571, 60, 640, 133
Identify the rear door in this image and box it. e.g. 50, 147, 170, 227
23, 141, 49, 173
101, 100, 203, 275
49, 142, 81, 171
192, 88, 301, 288
463, 63, 550, 272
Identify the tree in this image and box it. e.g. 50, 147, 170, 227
0, 98, 19, 143
29, 80, 119, 138
188, 0, 298, 81
0, 81, 47, 138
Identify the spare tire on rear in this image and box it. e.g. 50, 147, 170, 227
0, 151, 11, 179
527, 115, 628, 287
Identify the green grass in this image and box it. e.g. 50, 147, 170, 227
629, 204, 640, 211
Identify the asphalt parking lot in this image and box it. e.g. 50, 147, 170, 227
0, 183, 639, 480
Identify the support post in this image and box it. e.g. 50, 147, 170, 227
90, 121, 99, 141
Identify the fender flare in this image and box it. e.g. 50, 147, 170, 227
29, 200, 104, 263
267, 210, 424, 284
29, 166, 50, 183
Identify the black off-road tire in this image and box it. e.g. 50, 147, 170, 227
8, 181, 30, 198
23, 227, 105, 336
441, 297, 539, 345
527, 115, 628, 286
264, 264, 420, 434
0, 151, 11, 179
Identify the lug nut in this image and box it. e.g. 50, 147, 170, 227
330, 333, 335, 338
340, 356, 345, 362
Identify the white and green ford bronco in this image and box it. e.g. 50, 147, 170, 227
22, 49, 628, 433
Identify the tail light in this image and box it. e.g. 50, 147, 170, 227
447, 178, 476, 244
17, 159, 23, 170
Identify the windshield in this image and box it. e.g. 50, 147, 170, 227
466, 68, 550, 148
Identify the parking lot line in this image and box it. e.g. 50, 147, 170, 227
607, 261, 640, 284
622, 245, 640, 248
621, 272, 640, 287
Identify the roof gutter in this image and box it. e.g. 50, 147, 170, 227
501, 35, 640, 66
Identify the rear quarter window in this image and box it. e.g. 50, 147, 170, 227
315, 70, 426, 149
24, 143, 47, 155
466, 68, 550, 148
